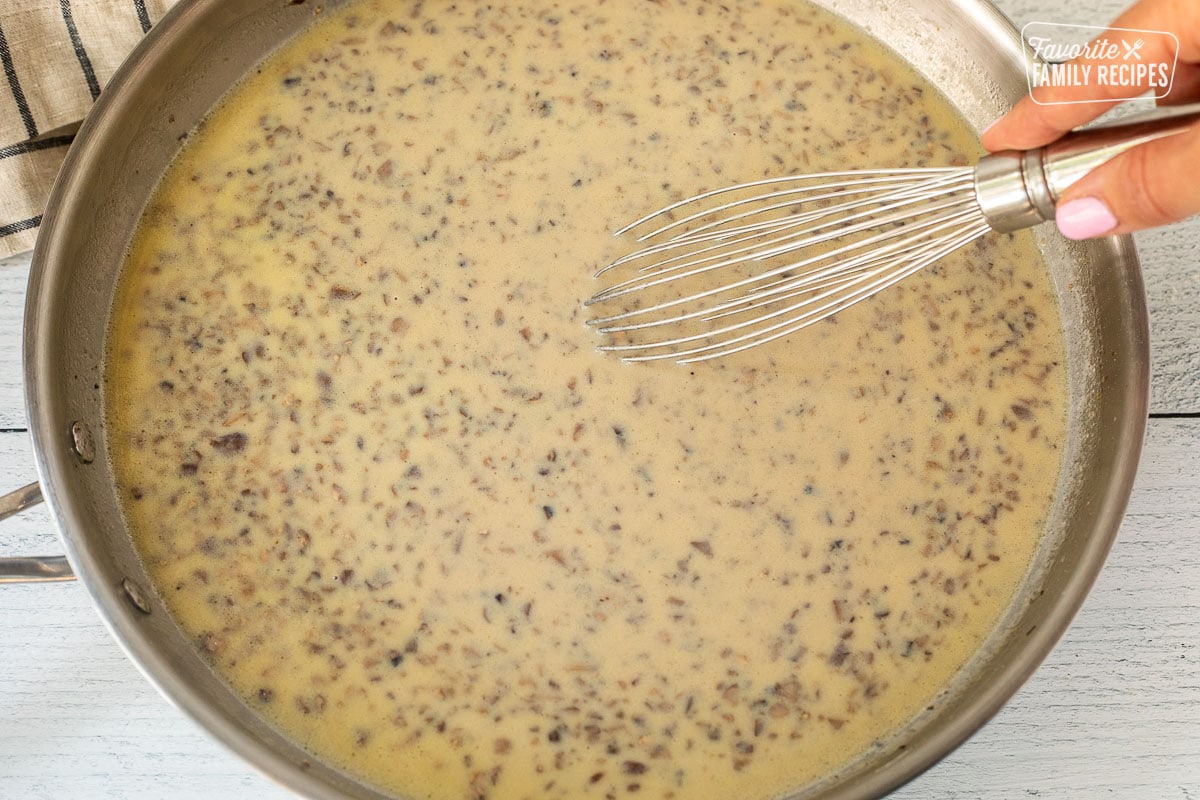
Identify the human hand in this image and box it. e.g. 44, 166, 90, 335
981, 0, 1200, 239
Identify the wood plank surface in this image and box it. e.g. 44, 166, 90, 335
0, 257, 29, 430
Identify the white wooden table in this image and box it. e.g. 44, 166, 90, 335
2, 1, 1197, 797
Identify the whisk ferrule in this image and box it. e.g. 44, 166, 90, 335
973, 148, 1056, 233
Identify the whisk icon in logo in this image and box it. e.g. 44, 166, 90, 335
1022, 22, 1179, 103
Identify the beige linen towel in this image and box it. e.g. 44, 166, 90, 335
0, 0, 177, 258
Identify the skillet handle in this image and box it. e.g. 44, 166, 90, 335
0, 482, 75, 583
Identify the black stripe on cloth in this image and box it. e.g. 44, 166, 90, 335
0, 134, 75, 160
133, 0, 153, 34
60, 0, 102, 100
0, 215, 42, 238
0, 22, 37, 139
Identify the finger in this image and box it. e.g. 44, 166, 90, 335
1160, 61, 1200, 104
1052, 121, 1200, 238
983, 0, 1200, 151
987, 59, 1200, 152
982, 94, 1092, 152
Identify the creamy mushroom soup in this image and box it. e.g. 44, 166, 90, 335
105, 1, 1067, 798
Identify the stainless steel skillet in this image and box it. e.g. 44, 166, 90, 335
0, 0, 1148, 798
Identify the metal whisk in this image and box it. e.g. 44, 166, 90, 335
586, 103, 1200, 363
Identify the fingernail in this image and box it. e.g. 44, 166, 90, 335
981, 117, 1001, 138
1055, 197, 1118, 240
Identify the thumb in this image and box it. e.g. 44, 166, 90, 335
1053, 122, 1200, 239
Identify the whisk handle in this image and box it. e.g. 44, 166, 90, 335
974, 102, 1200, 233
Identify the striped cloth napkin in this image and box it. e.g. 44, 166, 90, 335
1, 0, 177, 258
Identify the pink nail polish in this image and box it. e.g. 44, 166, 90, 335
1055, 197, 1118, 240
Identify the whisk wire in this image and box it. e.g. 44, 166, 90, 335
605, 218, 990, 363
700, 207, 986, 324
596, 169, 975, 288
627, 171, 967, 246
588, 166, 992, 362
653, 168, 976, 246
613, 167, 967, 238
677, 223, 991, 362
598, 205, 984, 345
590, 184, 980, 327
588, 181, 977, 315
